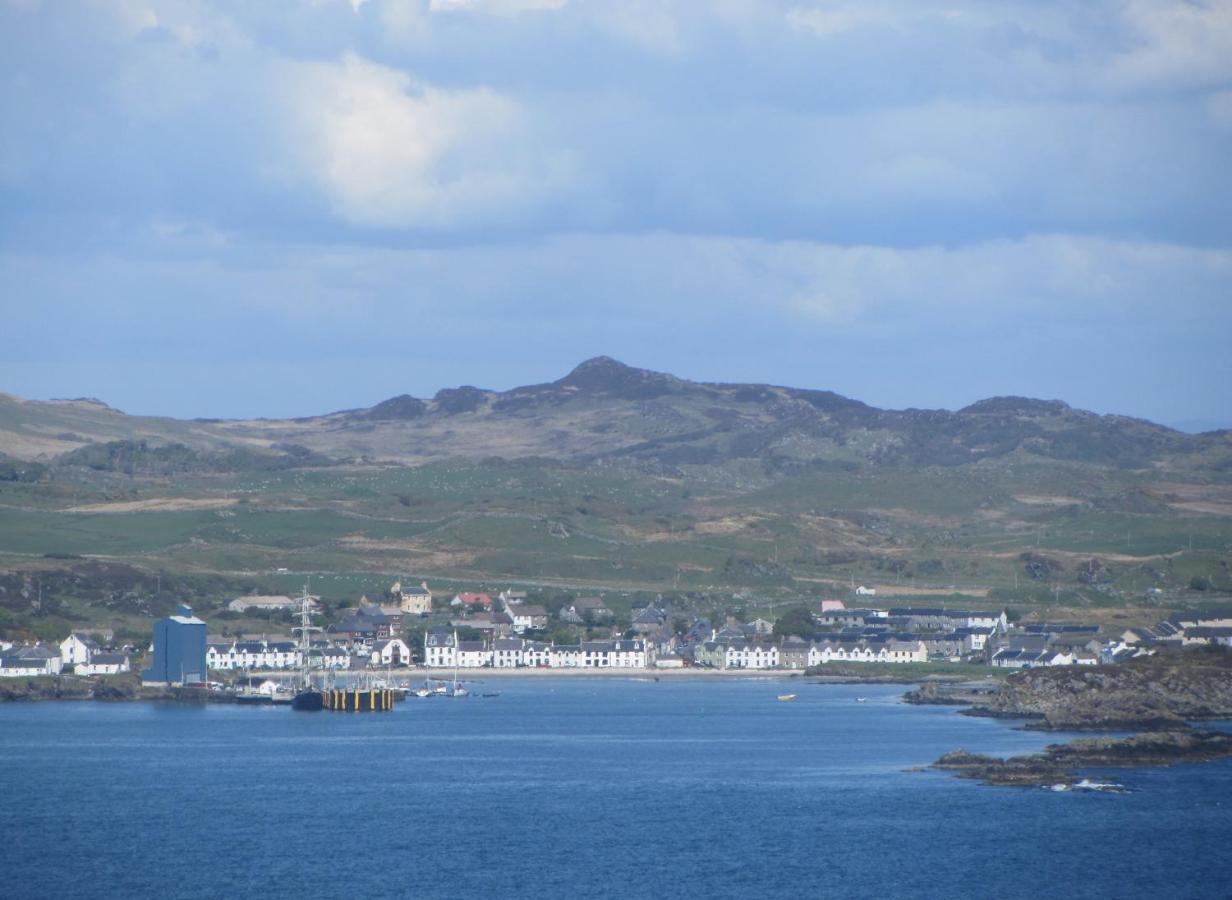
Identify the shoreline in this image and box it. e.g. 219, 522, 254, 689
1, 666, 1005, 703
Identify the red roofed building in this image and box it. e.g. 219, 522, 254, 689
451, 592, 493, 610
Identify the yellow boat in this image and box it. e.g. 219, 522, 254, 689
777, 693, 797, 702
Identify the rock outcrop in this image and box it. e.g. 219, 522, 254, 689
970, 647, 1232, 730
932, 730, 1232, 787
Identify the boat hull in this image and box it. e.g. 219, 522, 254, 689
291, 690, 325, 711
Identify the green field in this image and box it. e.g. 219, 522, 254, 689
1, 453, 1230, 639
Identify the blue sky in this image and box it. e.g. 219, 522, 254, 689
1, 0, 1229, 429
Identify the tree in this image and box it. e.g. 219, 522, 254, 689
772, 606, 816, 641
548, 627, 576, 645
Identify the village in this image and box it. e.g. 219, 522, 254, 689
3, 579, 1231, 683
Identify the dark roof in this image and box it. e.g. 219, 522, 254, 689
572, 596, 610, 610
0, 657, 46, 669
91, 653, 128, 665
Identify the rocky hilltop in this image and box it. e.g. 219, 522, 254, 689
3, 357, 1229, 475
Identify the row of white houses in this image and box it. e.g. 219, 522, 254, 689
425, 635, 651, 669
206, 639, 411, 671
696, 639, 929, 669
0, 637, 131, 678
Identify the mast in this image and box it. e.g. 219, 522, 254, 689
292, 584, 322, 692
452, 629, 460, 692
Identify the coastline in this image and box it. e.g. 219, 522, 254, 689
1, 665, 1011, 703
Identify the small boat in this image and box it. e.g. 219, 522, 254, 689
777, 693, 797, 702
855, 697, 867, 703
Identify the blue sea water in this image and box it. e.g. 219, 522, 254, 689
3, 679, 1230, 900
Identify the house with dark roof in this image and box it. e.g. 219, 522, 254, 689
3, 644, 64, 676
510, 604, 550, 634
0, 657, 57, 677
561, 596, 612, 624
75, 653, 131, 677
632, 606, 667, 634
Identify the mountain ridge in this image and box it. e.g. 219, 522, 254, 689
1, 357, 1228, 475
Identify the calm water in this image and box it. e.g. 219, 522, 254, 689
3, 679, 1230, 900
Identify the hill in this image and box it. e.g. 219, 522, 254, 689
3, 358, 1228, 473
0, 359, 1229, 633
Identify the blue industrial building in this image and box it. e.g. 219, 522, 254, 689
142, 605, 208, 685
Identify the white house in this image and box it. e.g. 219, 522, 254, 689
877, 640, 927, 663
725, 642, 780, 670
492, 638, 525, 668
855, 585, 876, 596
60, 633, 99, 667
206, 640, 303, 671
0, 657, 57, 677
4, 646, 63, 675
75, 653, 131, 677
549, 644, 584, 668
456, 640, 492, 668
523, 641, 551, 667
306, 646, 351, 670
809, 641, 869, 666
370, 638, 411, 667
609, 640, 649, 668
959, 610, 1008, 631
424, 632, 457, 668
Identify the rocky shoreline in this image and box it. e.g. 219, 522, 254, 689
906, 647, 1232, 729
931, 730, 1232, 787
916, 647, 1232, 787
0, 675, 211, 704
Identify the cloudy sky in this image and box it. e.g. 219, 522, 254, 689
2, 0, 1229, 429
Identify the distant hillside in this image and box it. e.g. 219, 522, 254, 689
1, 358, 1229, 476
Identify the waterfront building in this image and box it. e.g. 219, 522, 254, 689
456, 640, 492, 668
549, 644, 584, 668
60, 633, 99, 667
424, 631, 456, 667
75, 653, 131, 677
370, 638, 411, 667
523, 641, 551, 667
142, 605, 207, 685
0, 644, 64, 676
0, 657, 57, 677
492, 638, 526, 668
725, 642, 780, 669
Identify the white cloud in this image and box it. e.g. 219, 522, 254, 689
274, 53, 575, 228
1100, 0, 1232, 93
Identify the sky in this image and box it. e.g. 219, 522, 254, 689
1, 0, 1230, 430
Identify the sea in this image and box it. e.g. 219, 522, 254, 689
3, 678, 1230, 900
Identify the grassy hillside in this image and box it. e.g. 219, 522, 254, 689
1, 360, 1229, 639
